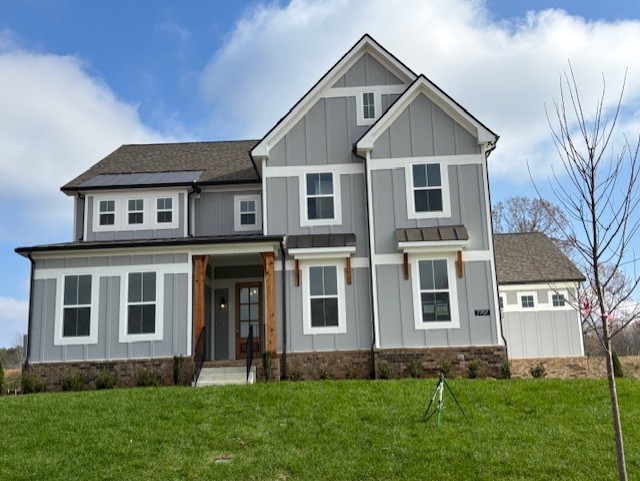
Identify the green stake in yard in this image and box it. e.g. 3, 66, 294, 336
423, 373, 468, 427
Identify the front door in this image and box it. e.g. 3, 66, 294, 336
235, 282, 262, 359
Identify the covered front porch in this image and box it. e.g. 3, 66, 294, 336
191, 238, 281, 381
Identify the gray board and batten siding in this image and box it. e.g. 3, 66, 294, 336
194, 189, 261, 237
275, 268, 372, 353
30, 254, 189, 363
369, 91, 498, 348
503, 309, 583, 358
330, 52, 405, 88
85, 193, 186, 242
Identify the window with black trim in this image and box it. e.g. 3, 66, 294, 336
156, 197, 172, 224
521, 295, 535, 308
128, 199, 144, 225
99, 200, 115, 226
127, 272, 156, 334
309, 265, 339, 328
418, 259, 451, 322
552, 293, 566, 307
412, 164, 443, 213
306, 173, 334, 220
63, 275, 92, 337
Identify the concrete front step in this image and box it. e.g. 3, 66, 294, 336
195, 366, 255, 387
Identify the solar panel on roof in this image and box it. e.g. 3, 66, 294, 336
78, 170, 204, 188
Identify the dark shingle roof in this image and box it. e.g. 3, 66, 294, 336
494, 232, 585, 284
396, 226, 468, 243
62, 140, 260, 191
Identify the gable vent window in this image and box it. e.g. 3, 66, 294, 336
412, 164, 443, 213
127, 272, 157, 335
306, 173, 334, 220
521, 295, 535, 308
128, 199, 144, 225
156, 197, 173, 224
63, 275, 92, 337
363, 92, 375, 119
99, 200, 115, 226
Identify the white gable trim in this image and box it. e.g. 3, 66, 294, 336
356, 76, 497, 155
251, 35, 416, 160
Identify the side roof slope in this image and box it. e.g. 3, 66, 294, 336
62, 140, 260, 192
494, 232, 585, 285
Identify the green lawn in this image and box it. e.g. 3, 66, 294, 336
1, 378, 639, 480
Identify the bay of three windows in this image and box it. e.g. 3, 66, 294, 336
98, 195, 175, 228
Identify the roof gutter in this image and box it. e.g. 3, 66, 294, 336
279, 240, 287, 380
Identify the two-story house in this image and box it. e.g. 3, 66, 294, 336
17, 35, 506, 388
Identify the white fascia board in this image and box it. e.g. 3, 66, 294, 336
251, 35, 416, 161
356, 76, 497, 155
498, 281, 579, 291
398, 240, 469, 253
289, 246, 356, 260
30, 241, 280, 260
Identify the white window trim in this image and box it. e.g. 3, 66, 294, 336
54, 273, 99, 346
405, 160, 451, 219
301, 258, 347, 335
126, 197, 145, 227
411, 254, 460, 330
92, 191, 180, 232
519, 292, 537, 309
234, 194, 262, 232
119, 268, 165, 343
300, 172, 342, 227
98, 199, 116, 227
356, 90, 382, 126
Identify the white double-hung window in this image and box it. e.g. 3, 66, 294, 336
406, 160, 451, 219
411, 255, 459, 330
301, 260, 347, 335
301, 172, 342, 226
54, 272, 99, 345
234, 194, 261, 231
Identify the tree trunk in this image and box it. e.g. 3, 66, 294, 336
604, 328, 628, 481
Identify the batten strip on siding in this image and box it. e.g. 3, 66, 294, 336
369, 154, 483, 170
263, 163, 364, 178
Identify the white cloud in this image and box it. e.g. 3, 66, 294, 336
0, 295, 28, 348
0, 44, 170, 232
199, 0, 640, 184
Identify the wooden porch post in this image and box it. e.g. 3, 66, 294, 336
193, 255, 210, 351
261, 251, 276, 356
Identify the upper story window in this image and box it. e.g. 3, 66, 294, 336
406, 159, 451, 219
156, 198, 173, 224
99, 200, 115, 226
63, 275, 92, 337
307, 173, 334, 219
552, 293, 566, 307
521, 294, 535, 308
127, 272, 157, 335
234, 194, 261, 232
413, 164, 442, 212
92, 192, 180, 233
128, 199, 144, 225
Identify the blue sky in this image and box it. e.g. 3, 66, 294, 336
1, 0, 640, 347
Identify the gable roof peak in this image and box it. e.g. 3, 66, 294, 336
251, 34, 417, 160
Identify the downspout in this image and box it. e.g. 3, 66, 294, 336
78, 193, 85, 242
353, 145, 377, 379
280, 240, 287, 380
484, 141, 508, 349
25, 252, 36, 369
187, 184, 201, 237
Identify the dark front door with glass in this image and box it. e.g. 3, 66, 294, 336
235, 282, 262, 359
